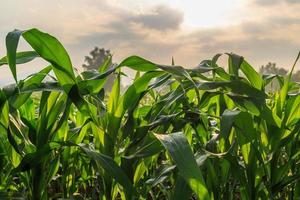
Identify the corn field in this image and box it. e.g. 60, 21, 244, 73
1, 28, 300, 199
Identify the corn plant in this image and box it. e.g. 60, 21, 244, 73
0, 28, 300, 199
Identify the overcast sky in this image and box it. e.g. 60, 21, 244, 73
1, 0, 300, 84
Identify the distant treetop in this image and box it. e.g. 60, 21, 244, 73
259, 62, 287, 76
82, 47, 112, 71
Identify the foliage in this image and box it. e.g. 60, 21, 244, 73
82, 47, 112, 71
259, 62, 288, 76
260, 62, 300, 91
1, 28, 300, 199
82, 47, 116, 91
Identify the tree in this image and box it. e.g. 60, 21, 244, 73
259, 62, 287, 76
82, 47, 116, 91
259, 62, 300, 82
259, 62, 288, 91
83, 47, 112, 71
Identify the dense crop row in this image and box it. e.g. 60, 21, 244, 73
1, 28, 300, 199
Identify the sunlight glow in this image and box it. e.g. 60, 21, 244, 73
111, 0, 247, 28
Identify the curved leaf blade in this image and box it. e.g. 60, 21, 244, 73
154, 132, 210, 200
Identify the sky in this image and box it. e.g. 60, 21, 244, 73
1, 0, 300, 84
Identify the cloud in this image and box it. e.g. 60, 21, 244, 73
180, 17, 300, 68
129, 5, 184, 31
72, 18, 181, 66
198, 37, 299, 67
254, 0, 281, 6
61, 3, 184, 65
286, 0, 300, 3
254, 0, 300, 5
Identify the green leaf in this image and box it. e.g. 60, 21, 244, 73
78, 64, 118, 94
46, 156, 60, 184
22, 28, 76, 92
0, 51, 39, 67
78, 144, 135, 198
154, 132, 210, 200
5, 29, 23, 82
146, 164, 176, 187
277, 51, 300, 115
123, 133, 163, 159
9, 66, 52, 109
227, 53, 243, 78
240, 60, 263, 90
219, 109, 240, 151
116, 71, 164, 117
119, 55, 157, 71
12, 142, 60, 173
197, 80, 266, 100
107, 72, 120, 113
172, 175, 192, 200
157, 64, 192, 82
